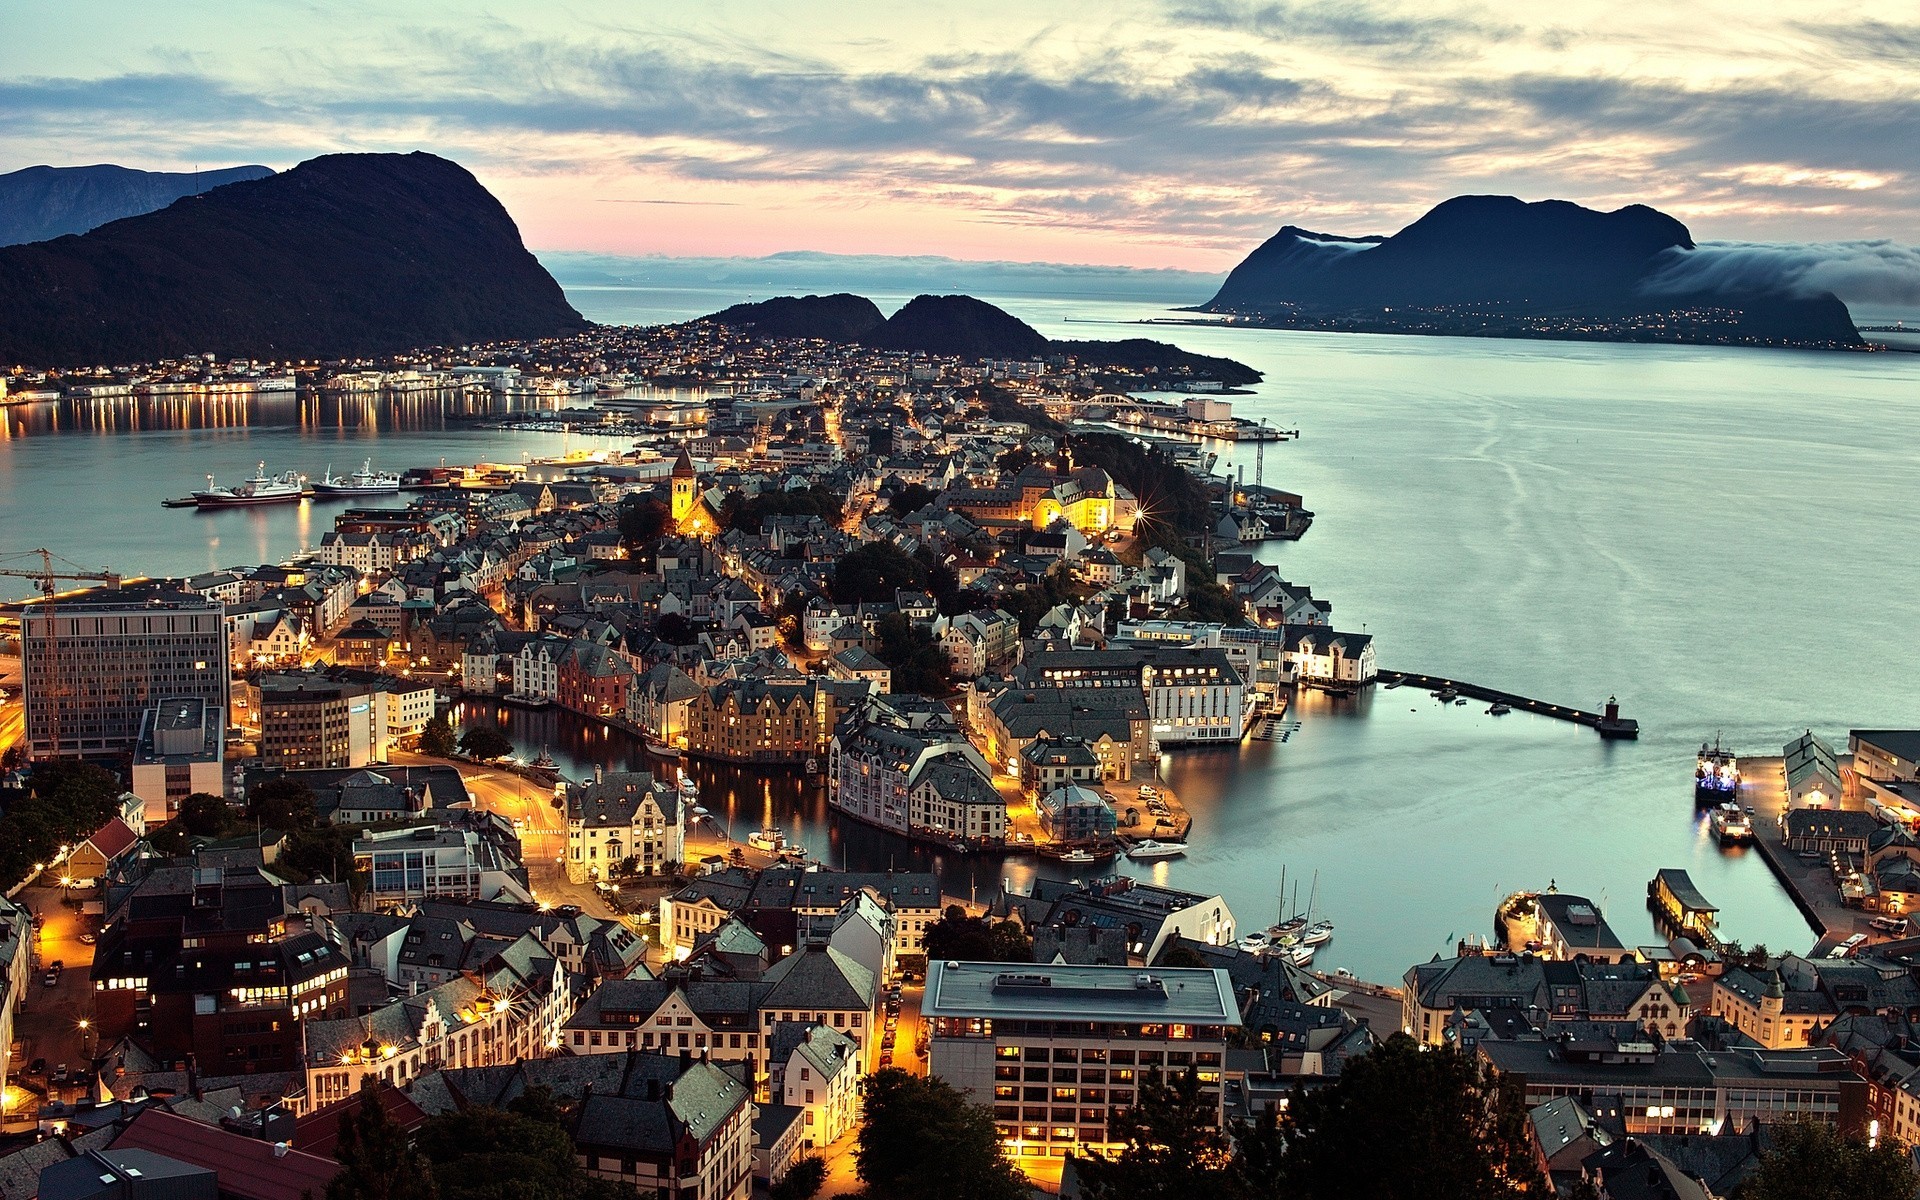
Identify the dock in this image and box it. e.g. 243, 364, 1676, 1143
1378, 671, 1639, 738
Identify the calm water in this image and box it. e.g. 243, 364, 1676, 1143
7, 284, 1919, 982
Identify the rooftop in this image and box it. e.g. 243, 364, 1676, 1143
924, 960, 1240, 1025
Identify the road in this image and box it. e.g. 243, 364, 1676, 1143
11, 881, 102, 1104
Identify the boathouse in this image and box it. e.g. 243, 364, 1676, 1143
1650, 869, 1719, 943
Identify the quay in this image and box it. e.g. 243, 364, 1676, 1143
1741, 754, 1878, 950
1378, 670, 1639, 739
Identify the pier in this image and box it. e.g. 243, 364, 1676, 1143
1378, 671, 1639, 738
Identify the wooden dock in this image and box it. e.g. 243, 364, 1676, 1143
1378, 671, 1639, 738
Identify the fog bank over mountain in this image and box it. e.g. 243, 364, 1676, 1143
1643, 241, 1920, 310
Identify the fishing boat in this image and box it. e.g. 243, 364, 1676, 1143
1058, 849, 1098, 865
1709, 802, 1755, 845
1695, 738, 1740, 806
533, 746, 555, 769
1488, 702, 1511, 715
1126, 839, 1188, 861
311, 458, 401, 496
749, 827, 788, 853
193, 462, 304, 507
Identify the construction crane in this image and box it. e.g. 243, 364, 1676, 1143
0, 549, 124, 759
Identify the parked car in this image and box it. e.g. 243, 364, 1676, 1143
78, 932, 97, 944
1871, 916, 1909, 935
42, 970, 58, 987
28, 1057, 45, 1075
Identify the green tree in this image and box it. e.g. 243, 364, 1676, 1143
873, 613, 950, 695
831, 542, 928, 604
888, 483, 938, 516
457, 726, 516, 761
328, 1076, 438, 1200
1156, 942, 1208, 970
855, 1069, 1028, 1200
1252, 1035, 1547, 1200
415, 1099, 626, 1200
1077, 1068, 1235, 1200
618, 495, 673, 562
176, 791, 233, 837
0, 761, 131, 883
281, 824, 359, 886
1736, 1119, 1917, 1200
420, 713, 456, 758
771, 1156, 828, 1200
246, 775, 317, 830
0, 743, 24, 771
1177, 577, 1246, 627
922, 906, 1030, 963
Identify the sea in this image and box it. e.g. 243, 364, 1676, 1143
5, 278, 1919, 984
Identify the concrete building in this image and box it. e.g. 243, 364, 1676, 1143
129, 696, 226, 825
258, 670, 434, 770
22, 587, 228, 758
1022, 645, 1247, 745
828, 694, 1004, 846
923, 961, 1238, 1163
1019, 877, 1236, 964
354, 817, 532, 908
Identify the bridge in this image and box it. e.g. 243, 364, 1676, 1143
1377, 670, 1639, 739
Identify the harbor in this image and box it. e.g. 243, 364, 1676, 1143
1378, 670, 1639, 738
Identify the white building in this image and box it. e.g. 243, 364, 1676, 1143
1024, 645, 1247, 745
566, 770, 686, 883
129, 697, 226, 825
512, 635, 568, 702
770, 1023, 861, 1149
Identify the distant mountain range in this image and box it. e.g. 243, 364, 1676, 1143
704, 292, 1261, 384
1203, 196, 1862, 348
0, 152, 586, 366
0, 163, 275, 247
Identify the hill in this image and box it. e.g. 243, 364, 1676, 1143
704, 293, 883, 340
0, 152, 587, 366
1204, 195, 1861, 347
0, 163, 275, 247
704, 291, 1259, 384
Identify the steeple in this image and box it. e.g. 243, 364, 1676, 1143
672, 448, 695, 479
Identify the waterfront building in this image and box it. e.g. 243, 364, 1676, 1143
1021, 646, 1248, 745
828, 694, 1004, 846
1018, 736, 1102, 797
1850, 731, 1920, 787
1783, 809, 1877, 856
89, 856, 350, 1073
0, 898, 31, 1093
1402, 953, 1691, 1046
1477, 1038, 1867, 1136
1785, 729, 1843, 807
129, 696, 226, 825
1013, 877, 1236, 965
353, 815, 531, 908
566, 770, 685, 882
511, 634, 569, 702
922, 961, 1237, 1162
684, 677, 823, 764
22, 586, 228, 758
557, 638, 637, 718
1036, 783, 1117, 842
977, 683, 1152, 779
1532, 892, 1634, 964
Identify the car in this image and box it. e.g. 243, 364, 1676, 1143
1872, 916, 1910, 935
78, 932, 96, 944
51, 1064, 68, 1083
42, 971, 58, 987
49, 960, 62, 971
28, 1057, 45, 1075
556, 904, 582, 918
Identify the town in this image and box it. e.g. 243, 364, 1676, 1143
0, 315, 1915, 1200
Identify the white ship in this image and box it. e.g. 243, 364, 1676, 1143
193, 462, 305, 507
1125, 839, 1188, 861
311, 459, 401, 496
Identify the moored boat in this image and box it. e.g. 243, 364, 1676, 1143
1058, 848, 1097, 865
748, 827, 788, 853
1126, 839, 1188, 861
193, 462, 304, 507
1696, 738, 1740, 806
1709, 801, 1754, 845
311, 458, 401, 496
1300, 919, 1334, 946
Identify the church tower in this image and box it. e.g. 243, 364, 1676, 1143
671, 449, 697, 528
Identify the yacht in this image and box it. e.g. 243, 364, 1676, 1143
748, 827, 788, 853
193, 462, 304, 507
311, 458, 401, 496
1709, 802, 1755, 845
1058, 848, 1098, 865
1300, 919, 1335, 946
1126, 839, 1188, 861
1282, 943, 1317, 966
676, 769, 698, 799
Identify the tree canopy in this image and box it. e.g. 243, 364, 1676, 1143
0, 761, 127, 884
855, 1069, 1029, 1200
327, 1077, 438, 1200
246, 774, 317, 829
420, 713, 457, 757
922, 906, 1032, 963
414, 1089, 629, 1200
1736, 1119, 1917, 1200
831, 541, 928, 604
872, 613, 950, 696
457, 725, 516, 761
1077, 1068, 1236, 1200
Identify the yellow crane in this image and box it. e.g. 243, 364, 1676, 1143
0, 549, 124, 758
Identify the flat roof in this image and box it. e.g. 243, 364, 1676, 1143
924, 960, 1240, 1025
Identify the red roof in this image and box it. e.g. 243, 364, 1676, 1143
113, 1109, 340, 1200
84, 817, 139, 862
294, 1083, 428, 1156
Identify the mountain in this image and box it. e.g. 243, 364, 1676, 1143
705, 293, 884, 341
1204, 195, 1861, 347
0, 152, 587, 366
0, 163, 275, 247
703, 291, 1260, 383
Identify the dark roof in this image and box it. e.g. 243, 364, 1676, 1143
292, 1083, 428, 1156
111, 1110, 338, 1200
1853, 731, 1920, 763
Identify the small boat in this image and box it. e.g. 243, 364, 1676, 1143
1454, 698, 1468, 706
1270, 915, 1307, 940
1300, 920, 1334, 946
645, 741, 680, 759
193, 462, 305, 507
1283, 943, 1317, 966
805, 757, 819, 774
1436, 687, 1458, 702
1058, 849, 1097, 865
161, 496, 198, 508
749, 827, 788, 853
690, 805, 710, 818
1488, 703, 1511, 715
676, 769, 698, 798
533, 746, 555, 769
1126, 839, 1188, 861
1709, 802, 1754, 845
1384, 678, 1405, 690
311, 458, 401, 496
1235, 931, 1271, 953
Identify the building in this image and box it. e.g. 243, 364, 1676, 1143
828, 695, 1005, 846
1036, 784, 1116, 842
1851, 731, 1920, 786
1019, 737, 1103, 796
1533, 892, 1634, 964
978, 684, 1153, 780
684, 678, 824, 765
923, 961, 1238, 1163
1478, 1038, 1868, 1136
769, 1023, 861, 1148
354, 817, 532, 908
1785, 730, 1843, 807
827, 647, 892, 693
129, 697, 226, 825
572, 1055, 754, 1200
22, 587, 228, 758
258, 670, 435, 770
1019, 877, 1236, 964
64, 817, 140, 886
89, 858, 351, 1072
0, 897, 30, 1093
566, 770, 686, 883
1022, 646, 1247, 745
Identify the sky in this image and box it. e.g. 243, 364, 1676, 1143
3, 1, 1917, 271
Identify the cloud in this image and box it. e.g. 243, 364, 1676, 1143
1166, 0, 1520, 54
1642, 240, 1920, 306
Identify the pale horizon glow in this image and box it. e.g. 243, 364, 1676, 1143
3, 1, 1917, 271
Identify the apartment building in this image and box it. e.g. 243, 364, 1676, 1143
566, 770, 686, 883
1022, 646, 1248, 745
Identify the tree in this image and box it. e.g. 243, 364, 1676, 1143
872, 613, 950, 696
420, 713, 456, 758
831, 541, 928, 604
0, 743, 24, 771
457, 726, 516, 761
923, 906, 1030, 963
329, 1077, 438, 1200
415, 1096, 628, 1200
1737, 1119, 1917, 1200
855, 1069, 1028, 1200
888, 483, 937, 516
618, 495, 673, 562
246, 775, 317, 830
176, 791, 232, 837
1078, 1068, 1235, 1200
281, 824, 360, 887
771, 1156, 828, 1200
1177, 576, 1246, 627
1252, 1035, 1548, 1200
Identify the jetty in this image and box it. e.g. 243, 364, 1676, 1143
1378, 671, 1639, 739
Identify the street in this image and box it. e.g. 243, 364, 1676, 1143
10, 880, 103, 1107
